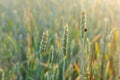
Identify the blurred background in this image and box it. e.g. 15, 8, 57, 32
0, 0, 120, 39
0, 0, 120, 80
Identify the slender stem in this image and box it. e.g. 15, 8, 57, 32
62, 57, 66, 80
81, 38, 85, 80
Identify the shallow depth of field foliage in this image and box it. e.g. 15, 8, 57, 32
0, 0, 120, 80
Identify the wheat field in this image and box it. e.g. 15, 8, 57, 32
0, 0, 120, 80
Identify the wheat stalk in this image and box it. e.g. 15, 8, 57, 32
0, 69, 4, 80
62, 24, 69, 80
48, 45, 55, 80
35, 30, 49, 80
80, 10, 87, 80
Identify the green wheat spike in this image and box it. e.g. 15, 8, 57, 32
39, 30, 48, 54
